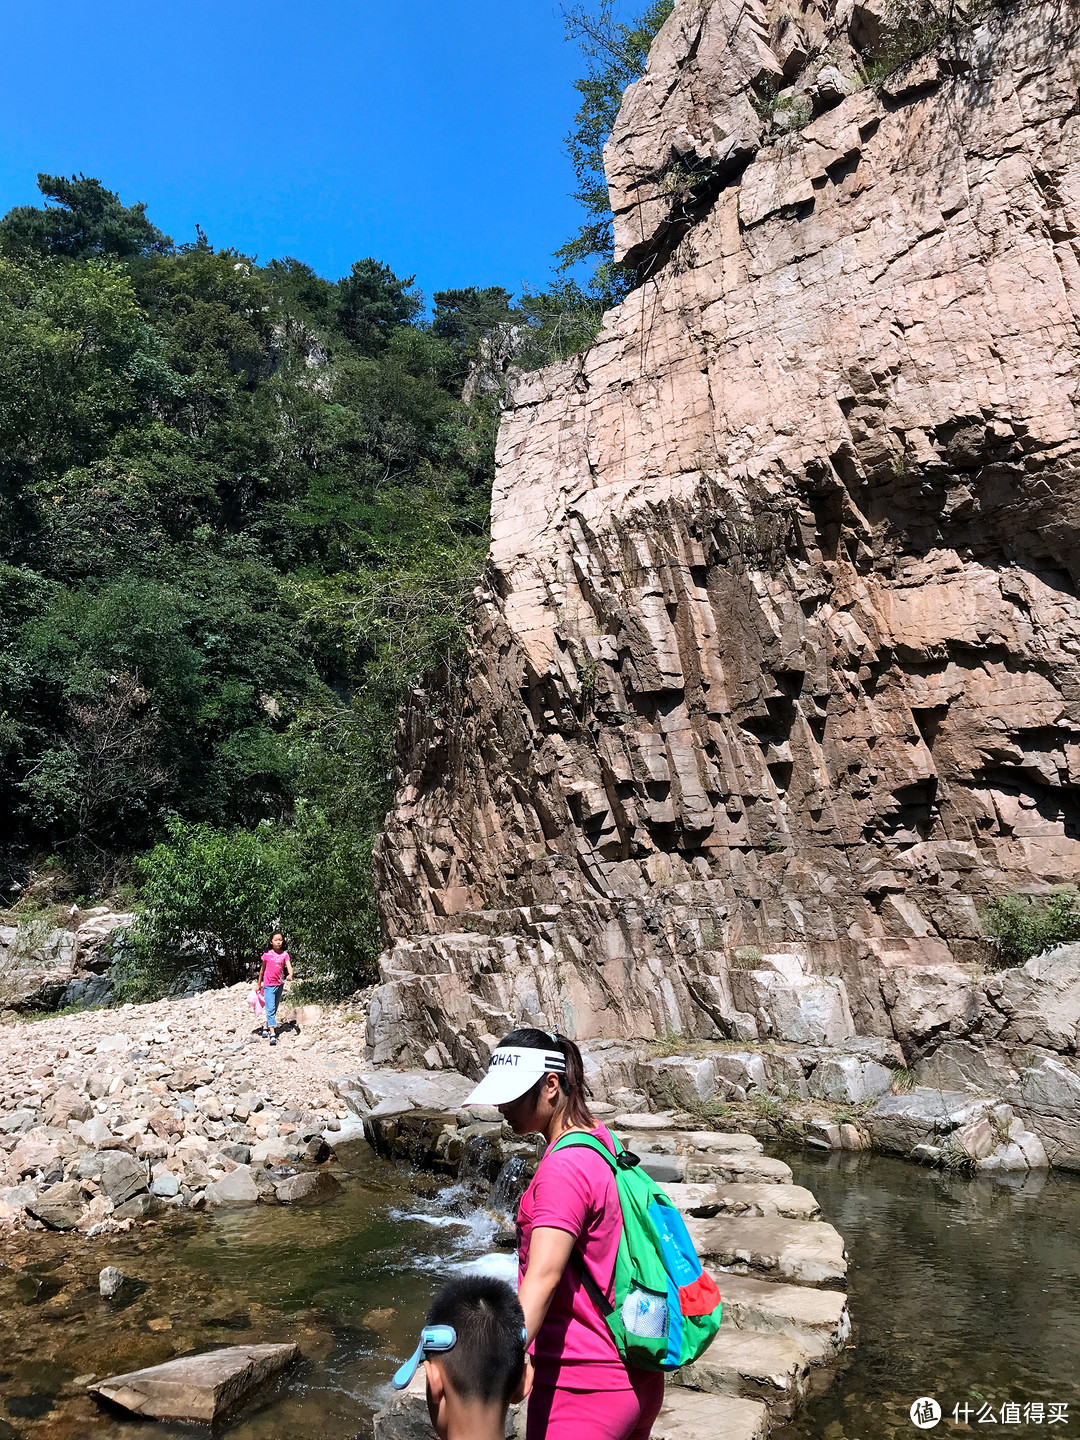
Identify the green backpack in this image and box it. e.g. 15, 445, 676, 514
549, 1130, 723, 1371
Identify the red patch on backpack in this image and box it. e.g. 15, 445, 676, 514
677, 1271, 722, 1317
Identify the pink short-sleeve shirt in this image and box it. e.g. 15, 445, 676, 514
517, 1124, 633, 1389
261, 951, 289, 986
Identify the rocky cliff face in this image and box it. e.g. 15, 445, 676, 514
370, 0, 1080, 1079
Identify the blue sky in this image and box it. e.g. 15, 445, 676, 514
0, 1, 592, 301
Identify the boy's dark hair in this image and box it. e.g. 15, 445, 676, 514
426, 1276, 525, 1406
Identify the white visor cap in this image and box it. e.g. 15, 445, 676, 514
464, 1045, 566, 1107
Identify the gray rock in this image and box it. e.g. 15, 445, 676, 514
638, 1056, 721, 1108
865, 1089, 1000, 1154
808, 1056, 893, 1104
738, 972, 856, 1046
333, 1068, 473, 1117
983, 944, 1080, 1052
27, 1180, 84, 1231
914, 1041, 1017, 1094
88, 1343, 299, 1422
204, 1165, 259, 1208
0, 1109, 37, 1135
881, 964, 981, 1053
805, 1121, 842, 1150
303, 1136, 331, 1165
113, 1193, 152, 1221
325, 1117, 374, 1170
97, 1151, 148, 1206
77, 1118, 115, 1147
151, 1172, 180, 1198
714, 1053, 769, 1095
99, 1265, 130, 1299
217, 1142, 252, 1165
274, 1170, 343, 1205
58, 973, 114, 1009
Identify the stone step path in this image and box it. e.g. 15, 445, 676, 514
644, 1124, 848, 1440
369, 1118, 847, 1440
371, 1116, 849, 1440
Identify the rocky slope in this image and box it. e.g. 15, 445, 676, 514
0, 989, 366, 1233
369, 0, 1080, 1160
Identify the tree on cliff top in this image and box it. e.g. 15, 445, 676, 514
0, 173, 173, 260
557, 0, 674, 301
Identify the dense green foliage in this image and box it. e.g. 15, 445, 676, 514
2, 6, 668, 997
982, 889, 1080, 968
0, 174, 496, 993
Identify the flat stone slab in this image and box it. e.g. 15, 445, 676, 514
687, 1216, 847, 1287
713, 1272, 851, 1359
653, 1388, 768, 1440
89, 1343, 299, 1422
677, 1328, 815, 1419
615, 1127, 762, 1154
665, 1181, 820, 1220
637, 1150, 794, 1186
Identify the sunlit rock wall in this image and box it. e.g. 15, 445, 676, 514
370, 0, 1080, 1073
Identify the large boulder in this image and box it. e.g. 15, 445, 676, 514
8, 1136, 61, 1180
808, 1056, 893, 1105
638, 1056, 722, 1108
26, 1180, 84, 1231
332, 1068, 473, 1118
880, 963, 981, 1056
274, 1170, 343, 1205
983, 945, 1080, 1052
96, 1151, 148, 1206
1009, 1055, 1080, 1170
914, 1041, 1019, 1094
733, 968, 856, 1047
88, 1343, 299, 1422
865, 1089, 1000, 1154
204, 1165, 259, 1208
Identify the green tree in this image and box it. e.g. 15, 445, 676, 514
333, 257, 422, 355
983, 889, 1080, 968
0, 173, 495, 996
124, 819, 284, 992
557, 1, 674, 297
0, 173, 172, 261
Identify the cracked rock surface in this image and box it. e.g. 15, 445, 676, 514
370, 0, 1080, 1165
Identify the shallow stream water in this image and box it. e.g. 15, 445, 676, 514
2, 1146, 1080, 1438
0, 1157, 517, 1439
781, 1147, 1080, 1440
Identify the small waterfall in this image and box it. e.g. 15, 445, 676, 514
490, 1156, 529, 1216
456, 1132, 505, 1194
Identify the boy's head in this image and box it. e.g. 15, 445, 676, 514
395, 1276, 529, 1438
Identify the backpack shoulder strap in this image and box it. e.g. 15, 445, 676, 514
547, 1130, 622, 1319
549, 1130, 620, 1167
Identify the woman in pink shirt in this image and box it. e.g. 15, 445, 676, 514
257, 933, 293, 1047
465, 1028, 664, 1440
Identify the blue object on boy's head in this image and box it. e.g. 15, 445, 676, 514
390, 1324, 458, 1390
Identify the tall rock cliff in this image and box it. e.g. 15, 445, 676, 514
370, 0, 1080, 1075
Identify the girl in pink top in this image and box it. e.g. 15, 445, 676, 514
464, 1027, 664, 1440
257, 932, 293, 1046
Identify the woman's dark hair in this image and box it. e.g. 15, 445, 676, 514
497, 1027, 593, 1128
